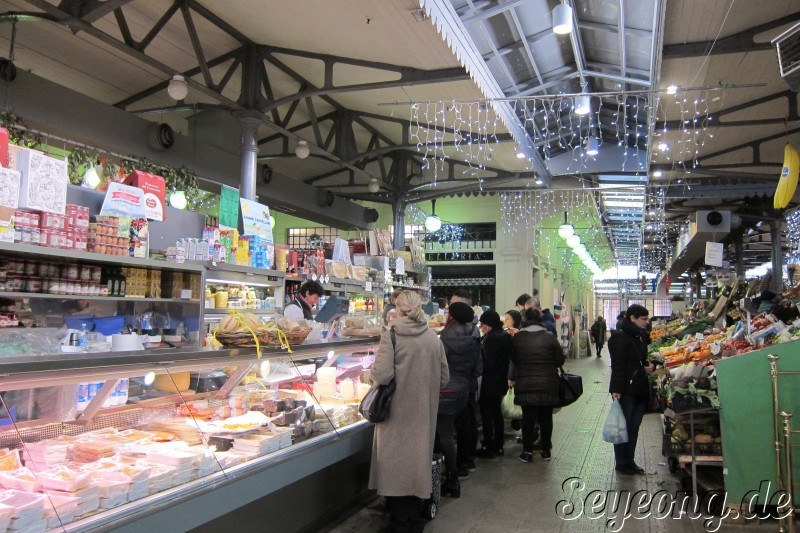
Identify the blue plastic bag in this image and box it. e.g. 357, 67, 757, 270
602, 399, 629, 444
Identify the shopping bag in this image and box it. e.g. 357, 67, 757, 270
500, 388, 522, 420
602, 399, 629, 444
557, 368, 583, 407
359, 379, 396, 423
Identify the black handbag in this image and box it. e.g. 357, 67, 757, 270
359, 330, 397, 423
557, 367, 583, 407
359, 379, 397, 422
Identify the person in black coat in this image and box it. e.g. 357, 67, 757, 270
475, 310, 512, 458
436, 302, 481, 496
510, 308, 565, 463
590, 316, 607, 358
608, 304, 655, 475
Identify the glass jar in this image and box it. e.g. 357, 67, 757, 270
63, 264, 79, 281
26, 276, 42, 293
79, 265, 92, 281
91, 266, 102, 283
23, 261, 36, 276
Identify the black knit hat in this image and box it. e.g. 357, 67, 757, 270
479, 310, 504, 330
448, 302, 475, 324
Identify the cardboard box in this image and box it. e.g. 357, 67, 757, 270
0, 167, 20, 210
15, 148, 68, 214
124, 170, 166, 222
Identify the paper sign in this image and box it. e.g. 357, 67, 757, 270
705, 242, 724, 267
396, 257, 405, 276
365, 281, 373, 292
219, 185, 240, 230
240, 198, 273, 242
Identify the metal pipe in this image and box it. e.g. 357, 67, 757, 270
238, 113, 262, 201
782, 411, 796, 533
770, 354, 787, 533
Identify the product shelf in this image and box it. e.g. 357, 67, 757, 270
0, 292, 198, 304
0, 242, 203, 273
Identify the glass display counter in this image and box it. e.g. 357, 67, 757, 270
0, 339, 378, 532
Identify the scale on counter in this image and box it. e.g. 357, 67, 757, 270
314, 296, 350, 341
314, 296, 350, 323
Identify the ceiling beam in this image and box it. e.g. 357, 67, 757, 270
460, 0, 530, 24
655, 90, 799, 131
662, 13, 799, 58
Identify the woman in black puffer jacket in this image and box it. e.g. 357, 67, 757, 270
437, 302, 481, 498
476, 310, 512, 457
510, 308, 565, 463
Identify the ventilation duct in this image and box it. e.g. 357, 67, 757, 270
773, 22, 800, 92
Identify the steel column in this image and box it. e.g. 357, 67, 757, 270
392, 197, 405, 251
733, 230, 744, 278
771, 220, 783, 293
239, 112, 262, 201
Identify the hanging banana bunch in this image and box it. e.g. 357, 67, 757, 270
774, 143, 799, 209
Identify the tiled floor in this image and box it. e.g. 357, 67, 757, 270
328, 350, 784, 532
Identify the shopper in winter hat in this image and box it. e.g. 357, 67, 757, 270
475, 310, 512, 458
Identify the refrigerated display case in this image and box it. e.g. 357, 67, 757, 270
0, 339, 378, 532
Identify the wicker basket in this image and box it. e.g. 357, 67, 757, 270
267, 327, 312, 346
215, 330, 274, 348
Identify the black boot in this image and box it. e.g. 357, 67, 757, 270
444, 472, 460, 498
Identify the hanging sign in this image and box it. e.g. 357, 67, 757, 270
704, 242, 724, 267
395, 257, 406, 276
219, 185, 240, 230
240, 198, 273, 242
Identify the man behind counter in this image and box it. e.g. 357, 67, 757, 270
284, 280, 324, 321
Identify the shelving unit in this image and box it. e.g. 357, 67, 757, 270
1, 292, 197, 304
0, 242, 204, 273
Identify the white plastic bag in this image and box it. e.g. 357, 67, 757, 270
500, 388, 522, 420
602, 399, 629, 444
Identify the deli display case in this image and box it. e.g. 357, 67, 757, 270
0, 339, 378, 532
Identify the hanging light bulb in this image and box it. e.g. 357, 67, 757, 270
167, 75, 188, 100
269, 215, 276, 228
170, 190, 187, 210
81, 163, 100, 189
557, 211, 574, 238
368, 177, 380, 193
566, 234, 581, 248
425, 199, 442, 232
552, 1, 573, 34
295, 140, 310, 159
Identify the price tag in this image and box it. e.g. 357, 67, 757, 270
311, 273, 318, 281
711, 342, 721, 355
396, 257, 406, 275
365, 281, 373, 292
325, 275, 330, 284
695, 333, 704, 341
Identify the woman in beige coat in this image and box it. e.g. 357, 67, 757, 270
368, 291, 450, 533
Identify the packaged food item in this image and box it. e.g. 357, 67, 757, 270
37, 465, 91, 492
0, 468, 40, 492
0, 449, 21, 471
71, 440, 116, 463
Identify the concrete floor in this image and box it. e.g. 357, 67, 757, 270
328, 349, 785, 533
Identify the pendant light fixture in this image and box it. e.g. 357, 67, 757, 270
167, 75, 188, 100
574, 93, 591, 115
295, 139, 310, 159
368, 177, 380, 193
552, 0, 573, 35
557, 212, 574, 239
425, 199, 442, 232
169, 190, 188, 210
585, 135, 599, 156
566, 234, 581, 248
81, 163, 101, 189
